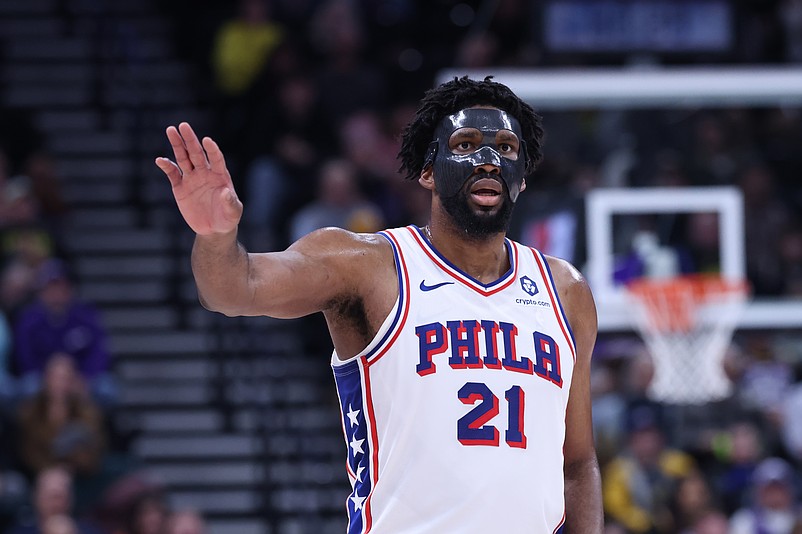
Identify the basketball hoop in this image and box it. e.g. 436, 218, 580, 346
625, 275, 749, 404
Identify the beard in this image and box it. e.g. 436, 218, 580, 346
439, 174, 515, 239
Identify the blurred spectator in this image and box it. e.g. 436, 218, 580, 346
339, 110, 399, 189
738, 164, 790, 295
5, 467, 104, 534
589, 345, 632, 466
759, 108, 802, 202
383, 102, 431, 227
603, 401, 695, 533
211, 0, 283, 98
90, 473, 163, 534
669, 471, 720, 533
729, 457, 798, 534
688, 114, 740, 186
16, 355, 106, 477
714, 421, 766, 515
310, 0, 386, 126
13, 259, 114, 405
0, 150, 39, 230
241, 73, 335, 249
686, 509, 730, 534
164, 510, 205, 534
487, 0, 538, 65
0, 146, 53, 324
337, 109, 402, 220
210, 0, 285, 177
120, 491, 168, 534
681, 212, 721, 275
20, 152, 67, 249
40, 516, 77, 534
1, 234, 53, 316
453, 32, 500, 69
289, 159, 384, 243
650, 149, 691, 188
736, 333, 793, 425
625, 351, 657, 403
781, 365, 802, 463
0, 463, 28, 534
604, 523, 627, 534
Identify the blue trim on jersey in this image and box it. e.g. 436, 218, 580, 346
333, 361, 372, 534
554, 523, 565, 534
357, 230, 406, 360
332, 359, 361, 378
536, 250, 577, 350
414, 226, 514, 289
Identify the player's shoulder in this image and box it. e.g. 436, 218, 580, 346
542, 255, 589, 297
288, 226, 395, 268
541, 254, 598, 344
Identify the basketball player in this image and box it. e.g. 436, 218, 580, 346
156, 77, 602, 533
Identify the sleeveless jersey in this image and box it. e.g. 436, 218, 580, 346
331, 225, 577, 534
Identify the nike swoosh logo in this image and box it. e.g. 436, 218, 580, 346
420, 280, 455, 292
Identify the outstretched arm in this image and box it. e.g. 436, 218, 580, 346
155, 123, 377, 319
548, 256, 603, 534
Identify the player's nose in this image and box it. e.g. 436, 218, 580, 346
474, 162, 501, 175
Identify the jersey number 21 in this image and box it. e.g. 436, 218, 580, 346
457, 382, 526, 448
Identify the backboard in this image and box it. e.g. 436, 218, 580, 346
585, 186, 802, 331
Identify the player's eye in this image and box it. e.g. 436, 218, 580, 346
458, 141, 473, 151
499, 143, 513, 153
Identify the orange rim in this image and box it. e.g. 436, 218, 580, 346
626, 275, 749, 332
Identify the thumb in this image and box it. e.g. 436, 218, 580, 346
219, 187, 243, 220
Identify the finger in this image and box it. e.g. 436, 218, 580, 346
202, 137, 227, 175
178, 122, 210, 170
166, 126, 193, 175
155, 157, 182, 187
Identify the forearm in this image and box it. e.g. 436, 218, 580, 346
191, 230, 254, 315
564, 456, 604, 534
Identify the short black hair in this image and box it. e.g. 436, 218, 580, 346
398, 76, 544, 181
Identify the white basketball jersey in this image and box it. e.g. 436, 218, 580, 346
332, 226, 576, 534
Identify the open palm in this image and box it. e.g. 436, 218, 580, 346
155, 122, 243, 236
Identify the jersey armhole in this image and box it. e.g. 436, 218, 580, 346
332, 230, 409, 366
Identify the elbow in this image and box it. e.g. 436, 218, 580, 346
565, 455, 601, 478
198, 293, 246, 317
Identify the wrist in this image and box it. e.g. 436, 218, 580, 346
195, 227, 238, 243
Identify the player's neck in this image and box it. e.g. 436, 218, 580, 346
425, 217, 510, 284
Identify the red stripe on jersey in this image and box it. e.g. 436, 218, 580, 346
552, 511, 566, 533
361, 360, 379, 532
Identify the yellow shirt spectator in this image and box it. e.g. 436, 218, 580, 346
212, 20, 283, 96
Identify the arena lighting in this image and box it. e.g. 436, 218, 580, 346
437, 66, 802, 108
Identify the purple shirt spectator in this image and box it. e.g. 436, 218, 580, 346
12, 259, 110, 381
14, 299, 110, 379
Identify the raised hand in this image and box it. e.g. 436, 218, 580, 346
155, 122, 243, 236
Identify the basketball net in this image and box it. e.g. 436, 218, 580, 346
625, 275, 749, 404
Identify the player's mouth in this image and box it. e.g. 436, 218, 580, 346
469, 178, 503, 207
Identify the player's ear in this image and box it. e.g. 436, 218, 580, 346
520, 178, 526, 193
419, 166, 435, 191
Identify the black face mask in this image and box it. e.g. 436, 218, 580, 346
424, 108, 528, 202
